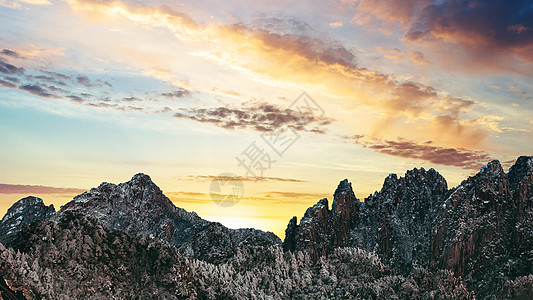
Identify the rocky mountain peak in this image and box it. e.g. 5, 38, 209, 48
509, 156, 533, 190
333, 179, 351, 195
374, 167, 447, 204
478, 159, 504, 177
464, 159, 511, 203
0, 173, 280, 263
128, 173, 159, 191
0, 196, 55, 244
57, 174, 279, 263
332, 179, 359, 215
131, 172, 153, 182
381, 173, 398, 191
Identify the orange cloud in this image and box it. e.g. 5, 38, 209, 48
65, 0, 498, 148
350, 0, 428, 28
329, 22, 343, 28
376, 47, 430, 65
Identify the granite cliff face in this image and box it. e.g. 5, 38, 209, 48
283, 156, 533, 298
430, 158, 533, 296
284, 167, 447, 273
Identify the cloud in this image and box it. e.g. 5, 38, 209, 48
174, 102, 332, 133
76, 75, 95, 87
329, 22, 343, 28
263, 191, 325, 198
122, 96, 141, 102
86, 102, 120, 109
377, 46, 430, 65
352, 0, 533, 66
248, 17, 357, 68
408, 50, 430, 65
20, 0, 51, 5
185, 175, 306, 183
351, 136, 492, 170
160, 88, 189, 98
155, 107, 172, 114
0, 183, 85, 195
0, 59, 25, 75
0, 0, 50, 8
508, 24, 531, 34
1, 49, 20, 58
27, 74, 69, 87
73, 75, 112, 88
0, 78, 16, 88
509, 84, 531, 101
0, 49, 146, 111
211, 88, 241, 98
61, 0, 501, 147
351, 0, 428, 28
19, 84, 56, 98
405, 1, 533, 62
3, 76, 19, 83
41, 70, 72, 81
67, 95, 84, 103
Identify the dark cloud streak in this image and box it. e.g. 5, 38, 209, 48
0, 78, 16, 88
0, 183, 86, 195
19, 84, 55, 98
350, 136, 492, 170
0, 49, 20, 58
161, 88, 189, 98
174, 102, 332, 133
0, 59, 24, 75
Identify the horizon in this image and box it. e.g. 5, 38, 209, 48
1, 0, 532, 240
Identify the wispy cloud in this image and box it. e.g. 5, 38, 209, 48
350, 0, 428, 28
184, 175, 306, 183
329, 22, 343, 28
263, 191, 325, 199
0, 184, 86, 195
0, 78, 16, 88
509, 84, 531, 101
377, 46, 430, 65
0, 50, 189, 114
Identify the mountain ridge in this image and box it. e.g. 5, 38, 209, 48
1, 173, 280, 263
283, 156, 533, 298
0, 156, 532, 298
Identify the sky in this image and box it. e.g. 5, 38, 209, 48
0, 0, 532, 238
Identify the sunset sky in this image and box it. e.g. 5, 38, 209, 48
1, 0, 532, 238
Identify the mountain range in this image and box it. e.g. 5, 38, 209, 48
0, 157, 532, 299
